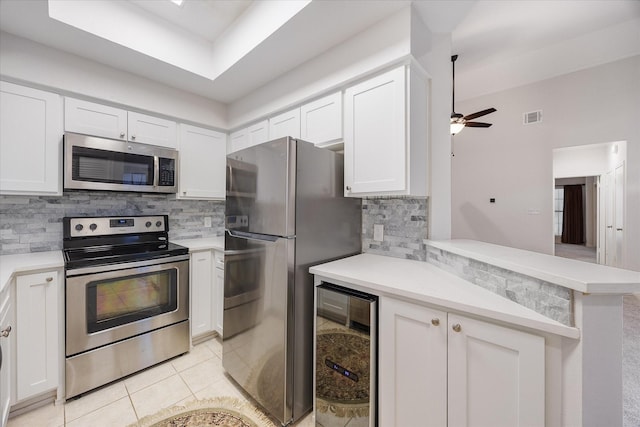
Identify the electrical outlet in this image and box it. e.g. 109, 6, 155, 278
204, 217, 212, 227
373, 224, 384, 241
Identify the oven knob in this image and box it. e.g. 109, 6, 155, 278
156, 221, 162, 228
74, 224, 83, 231
145, 221, 152, 228
89, 223, 97, 231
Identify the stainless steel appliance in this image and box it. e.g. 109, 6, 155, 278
223, 137, 362, 426
64, 132, 178, 193
63, 215, 189, 399
315, 283, 377, 427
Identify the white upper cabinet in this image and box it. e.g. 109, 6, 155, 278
344, 65, 428, 197
0, 81, 63, 195
269, 108, 301, 140
64, 98, 177, 148
300, 92, 342, 146
228, 120, 269, 153
64, 97, 128, 140
177, 124, 226, 200
127, 111, 177, 148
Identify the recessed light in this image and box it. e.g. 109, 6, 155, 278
170, 0, 184, 6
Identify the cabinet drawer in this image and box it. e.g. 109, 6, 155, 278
214, 252, 224, 270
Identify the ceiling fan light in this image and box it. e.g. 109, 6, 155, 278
451, 122, 465, 135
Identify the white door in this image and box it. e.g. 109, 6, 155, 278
379, 297, 447, 426
191, 251, 214, 338
178, 124, 226, 199
16, 271, 59, 400
0, 293, 13, 427
344, 66, 406, 195
214, 265, 224, 336
64, 97, 127, 140
269, 108, 300, 140
127, 111, 177, 148
604, 170, 615, 266
448, 314, 545, 427
0, 81, 62, 195
614, 163, 625, 268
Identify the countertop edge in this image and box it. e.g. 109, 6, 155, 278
425, 239, 640, 294
311, 255, 580, 340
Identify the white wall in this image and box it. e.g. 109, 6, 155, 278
0, 31, 227, 129
451, 55, 640, 271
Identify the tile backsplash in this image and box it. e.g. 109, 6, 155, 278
361, 197, 428, 261
0, 192, 225, 255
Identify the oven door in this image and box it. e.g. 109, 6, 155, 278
65, 256, 189, 357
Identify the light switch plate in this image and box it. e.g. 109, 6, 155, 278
204, 217, 212, 227
374, 224, 384, 241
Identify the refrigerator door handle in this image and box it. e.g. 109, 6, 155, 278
226, 229, 281, 242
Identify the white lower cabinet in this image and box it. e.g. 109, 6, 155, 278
15, 271, 60, 401
214, 250, 224, 336
190, 250, 214, 339
380, 297, 545, 427
0, 285, 13, 427
191, 249, 224, 341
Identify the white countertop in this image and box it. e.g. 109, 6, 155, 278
426, 239, 640, 294
0, 251, 64, 293
310, 253, 580, 339
174, 236, 224, 252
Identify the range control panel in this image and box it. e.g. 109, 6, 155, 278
68, 216, 167, 238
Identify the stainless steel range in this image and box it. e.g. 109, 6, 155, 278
62, 215, 190, 399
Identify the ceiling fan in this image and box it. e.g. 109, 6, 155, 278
450, 54, 496, 135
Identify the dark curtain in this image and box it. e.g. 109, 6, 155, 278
561, 185, 584, 244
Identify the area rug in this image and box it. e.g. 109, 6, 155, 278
315, 329, 371, 419
132, 396, 275, 427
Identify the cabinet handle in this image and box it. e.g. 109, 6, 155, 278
131, 135, 136, 140
46, 276, 53, 282
120, 132, 125, 138
616, 228, 623, 231
346, 186, 351, 191
1, 326, 11, 337
452, 323, 462, 333
431, 318, 440, 326
607, 226, 613, 229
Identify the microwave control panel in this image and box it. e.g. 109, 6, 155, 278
158, 158, 176, 186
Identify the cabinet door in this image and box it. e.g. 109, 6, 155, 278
229, 128, 248, 154
300, 92, 342, 146
127, 111, 177, 148
178, 124, 226, 199
344, 67, 406, 196
64, 97, 127, 140
0, 81, 63, 195
448, 314, 545, 427
0, 289, 13, 427
247, 120, 269, 148
379, 297, 447, 426
214, 265, 224, 336
269, 108, 300, 140
15, 271, 59, 400
191, 251, 214, 338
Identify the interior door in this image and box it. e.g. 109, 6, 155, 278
604, 170, 615, 266
614, 163, 625, 268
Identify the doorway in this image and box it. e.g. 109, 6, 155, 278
552, 141, 627, 266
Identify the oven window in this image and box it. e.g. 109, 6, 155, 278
86, 269, 178, 333
72, 146, 154, 186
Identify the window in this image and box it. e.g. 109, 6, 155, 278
554, 187, 564, 236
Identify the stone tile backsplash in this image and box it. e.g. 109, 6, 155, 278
426, 245, 574, 326
362, 197, 428, 261
0, 192, 225, 255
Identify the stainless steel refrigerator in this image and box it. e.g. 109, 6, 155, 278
223, 137, 362, 425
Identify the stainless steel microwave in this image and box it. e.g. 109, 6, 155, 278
64, 133, 178, 193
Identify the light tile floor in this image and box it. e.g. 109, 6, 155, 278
7, 338, 314, 427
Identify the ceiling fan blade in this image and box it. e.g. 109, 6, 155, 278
463, 108, 496, 121
465, 122, 492, 128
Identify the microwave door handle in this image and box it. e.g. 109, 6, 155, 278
153, 156, 159, 188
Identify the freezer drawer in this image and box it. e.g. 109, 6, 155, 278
315, 283, 377, 427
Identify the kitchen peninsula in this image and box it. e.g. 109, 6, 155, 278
311, 240, 640, 427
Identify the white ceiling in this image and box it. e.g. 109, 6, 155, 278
0, 0, 638, 103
